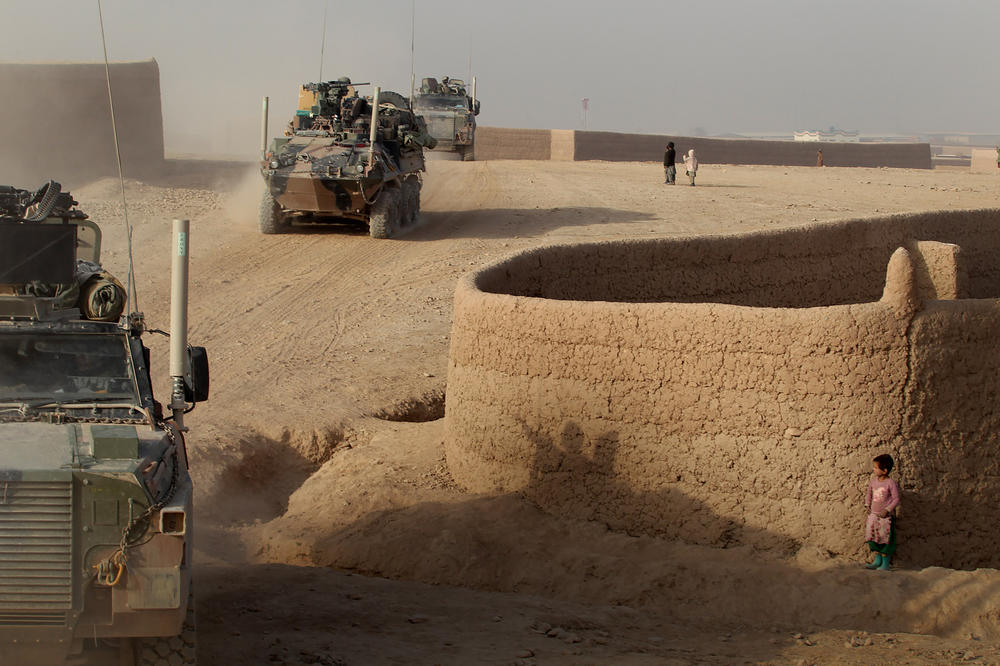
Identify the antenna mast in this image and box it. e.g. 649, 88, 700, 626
97, 0, 139, 316
319, 0, 329, 81
410, 0, 415, 103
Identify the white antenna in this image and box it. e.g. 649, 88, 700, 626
409, 0, 415, 104
319, 0, 329, 81
97, 0, 138, 316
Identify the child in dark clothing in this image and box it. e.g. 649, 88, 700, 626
663, 142, 676, 184
865, 453, 901, 571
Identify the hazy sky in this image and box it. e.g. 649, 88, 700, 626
1, 0, 997, 156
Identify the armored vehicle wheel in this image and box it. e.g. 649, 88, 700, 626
133, 591, 197, 665
401, 176, 420, 227
460, 144, 475, 161
369, 188, 401, 239
378, 90, 411, 110
258, 188, 288, 234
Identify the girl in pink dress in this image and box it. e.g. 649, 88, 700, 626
865, 453, 901, 571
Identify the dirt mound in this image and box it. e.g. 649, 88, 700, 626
228, 418, 1000, 641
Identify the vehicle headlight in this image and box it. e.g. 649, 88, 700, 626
269, 160, 280, 169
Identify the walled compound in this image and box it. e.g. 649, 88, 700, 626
445, 209, 1000, 569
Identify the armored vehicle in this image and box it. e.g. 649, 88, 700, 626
259, 77, 436, 238
0, 181, 209, 664
412, 76, 480, 161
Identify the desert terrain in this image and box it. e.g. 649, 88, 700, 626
70, 159, 1000, 665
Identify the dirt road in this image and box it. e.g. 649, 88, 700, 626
71, 159, 1000, 664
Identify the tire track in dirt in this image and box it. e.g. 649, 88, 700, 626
184, 162, 497, 428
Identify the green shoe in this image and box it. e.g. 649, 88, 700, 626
865, 554, 883, 569
877, 555, 891, 571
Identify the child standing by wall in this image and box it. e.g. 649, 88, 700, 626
865, 453, 901, 571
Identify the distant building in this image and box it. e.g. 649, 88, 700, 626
794, 128, 860, 143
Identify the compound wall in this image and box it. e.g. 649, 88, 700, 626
444, 209, 1000, 568
474, 127, 932, 169
971, 148, 1000, 173
574, 131, 932, 168
0, 60, 164, 186
474, 127, 551, 161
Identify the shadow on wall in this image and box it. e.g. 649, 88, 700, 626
522, 420, 798, 553
898, 298, 1000, 569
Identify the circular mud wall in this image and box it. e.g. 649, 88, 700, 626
444, 209, 1000, 568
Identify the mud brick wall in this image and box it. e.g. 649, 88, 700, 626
474, 127, 551, 161
0, 60, 164, 186
970, 148, 1000, 173
474, 127, 931, 168
573, 131, 933, 169
444, 209, 1000, 568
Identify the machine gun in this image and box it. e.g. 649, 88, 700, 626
0, 181, 84, 223
300, 78, 371, 118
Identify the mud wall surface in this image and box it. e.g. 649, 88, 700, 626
0, 60, 164, 186
970, 148, 1000, 173
574, 131, 933, 168
444, 209, 1000, 568
474, 127, 551, 161
549, 129, 575, 161
473, 127, 931, 168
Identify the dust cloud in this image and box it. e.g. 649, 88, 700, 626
222, 166, 265, 231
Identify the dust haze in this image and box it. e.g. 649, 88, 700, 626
1, 0, 998, 160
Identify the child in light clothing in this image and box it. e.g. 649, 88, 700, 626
865, 453, 901, 571
684, 149, 698, 186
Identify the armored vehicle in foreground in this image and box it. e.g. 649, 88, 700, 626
412, 76, 480, 161
259, 77, 436, 238
0, 181, 209, 664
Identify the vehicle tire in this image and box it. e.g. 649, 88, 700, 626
258, 188, 288, 234
460, 144, 475, 161
134, 591, 197, 665
369, 188, 401, 239
378, 90, 411, 110
401, 176, 420, 227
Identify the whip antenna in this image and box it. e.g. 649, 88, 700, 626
410, 0, 415, 103
319, 0, 329, 81
97, 0, 139, 316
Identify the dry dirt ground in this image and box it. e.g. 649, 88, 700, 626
69, 159, 1000, 665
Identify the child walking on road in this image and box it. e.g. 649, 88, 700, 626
865, 453, 901, 571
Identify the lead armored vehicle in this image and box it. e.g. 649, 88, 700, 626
0, 181, 209, 664
412, 76, 480, 161
259, 77, 436, 238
